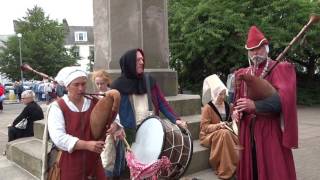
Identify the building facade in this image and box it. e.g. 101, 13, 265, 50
64, 26, 94, 71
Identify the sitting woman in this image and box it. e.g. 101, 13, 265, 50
8, 90, 44, 142
200, 74, 239, 179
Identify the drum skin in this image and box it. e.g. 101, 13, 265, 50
90, 89, 120, 140
132, 116, 193, 179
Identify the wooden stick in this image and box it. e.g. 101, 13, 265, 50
123, 138, 131, 151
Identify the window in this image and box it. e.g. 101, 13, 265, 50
74, 31, 87, 42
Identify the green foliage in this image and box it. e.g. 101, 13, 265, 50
168, 0, 320, 94
297, 73, 320, 105
0, 6, 77, 81
169, 0, 248, 92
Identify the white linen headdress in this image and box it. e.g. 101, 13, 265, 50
202, 74, 227, 105
55, 66, 87, 87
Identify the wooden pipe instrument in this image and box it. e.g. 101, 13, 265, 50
264, 14, 320, 78
21, 63, 56, 82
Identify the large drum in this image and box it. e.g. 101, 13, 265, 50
131, 116, 193, 179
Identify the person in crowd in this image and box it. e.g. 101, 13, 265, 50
14, 81, 24, 102
47, 66, 106, 180
55, 80, 67, 98
0, 83, 5, 113
43, 78, 53, 104
233, 25, 298, 180
38, 81, 45, 101
92, 69, 124, 178
47, 81, 57, 102
8, 90, 44, 141
13, 81, 18, 100
110, 48, 187, 179
32, 81, 40, 101
200, 74, 239, 179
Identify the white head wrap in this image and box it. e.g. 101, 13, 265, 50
55, 66, 87, 87
202, 74, 227, 105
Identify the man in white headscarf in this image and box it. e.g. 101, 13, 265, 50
47, 66, 106, 180
199, 74, 239, 179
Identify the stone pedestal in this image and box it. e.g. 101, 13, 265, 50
93, 0, 170, 69
93, 0, 177, 95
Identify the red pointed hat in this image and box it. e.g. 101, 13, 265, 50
245, 25, 269, 50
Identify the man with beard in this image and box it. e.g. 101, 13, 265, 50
232, 26, 298, 180
110, 48, 187, 179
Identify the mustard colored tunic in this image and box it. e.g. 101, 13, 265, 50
200, 103, 239, 179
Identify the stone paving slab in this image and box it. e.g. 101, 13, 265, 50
0, 156, 38, 180
294, 137, 320, 180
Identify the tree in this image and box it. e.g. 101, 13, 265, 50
168, 0, 320, 93
169, 0, 250, 92
0, 6, 78, 81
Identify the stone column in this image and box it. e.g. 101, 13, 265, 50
93, 0, 177, 96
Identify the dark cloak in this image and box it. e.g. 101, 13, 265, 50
110, 48, 155, 94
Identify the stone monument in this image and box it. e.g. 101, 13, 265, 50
93, 0, 177, 96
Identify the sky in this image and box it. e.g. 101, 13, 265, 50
0, 0, 93, 35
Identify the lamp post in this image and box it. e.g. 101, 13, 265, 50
17, 33, 23, 86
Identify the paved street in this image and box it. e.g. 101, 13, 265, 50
0, 102, 320, 179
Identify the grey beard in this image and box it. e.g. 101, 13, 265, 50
250, 55, 267, 65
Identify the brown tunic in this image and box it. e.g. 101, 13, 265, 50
199, 103, 239, 179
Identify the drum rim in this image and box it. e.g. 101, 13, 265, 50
174, 127, 193, 178
136, 115, 194, 179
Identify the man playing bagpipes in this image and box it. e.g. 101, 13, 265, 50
232, 26, 298, 180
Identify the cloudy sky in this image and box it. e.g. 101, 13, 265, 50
0, 0, 93, 35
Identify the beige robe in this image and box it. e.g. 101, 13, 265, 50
199, 104, 239, 179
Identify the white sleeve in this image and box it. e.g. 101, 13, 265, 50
47, 102, 79, 153
114, 114, 123, 128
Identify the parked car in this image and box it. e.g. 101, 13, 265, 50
4, 83, 14, 93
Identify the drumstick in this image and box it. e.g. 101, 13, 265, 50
123, 138, 131, 151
